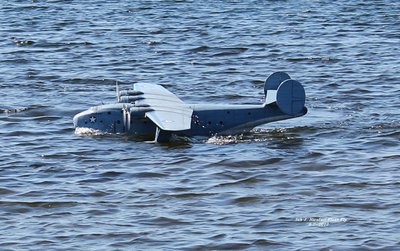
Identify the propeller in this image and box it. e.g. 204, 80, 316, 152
116, 81, 120, 102
122, 104, 131, 132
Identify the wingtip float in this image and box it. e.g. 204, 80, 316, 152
73, 72, 307, 142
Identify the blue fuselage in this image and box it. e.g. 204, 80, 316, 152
73, 103, 307, 138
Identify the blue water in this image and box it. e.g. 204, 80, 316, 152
1, 1, 399, 250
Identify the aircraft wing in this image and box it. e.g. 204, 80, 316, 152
133, 83, 193, 131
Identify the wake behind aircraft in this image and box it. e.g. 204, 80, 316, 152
73, 72, 307, 142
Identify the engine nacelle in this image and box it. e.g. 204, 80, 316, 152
119, 95, 144, 103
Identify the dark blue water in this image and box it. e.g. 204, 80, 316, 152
1, 1, 399, 250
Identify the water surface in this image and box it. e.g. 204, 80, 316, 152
1, 0, 399, 250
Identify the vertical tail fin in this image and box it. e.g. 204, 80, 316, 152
264, 72, 291, 99
264, 72, 306, 115
275, 79, 306, 115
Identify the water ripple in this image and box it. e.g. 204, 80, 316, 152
1, 0, 399, 250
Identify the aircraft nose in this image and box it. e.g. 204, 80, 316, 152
73, 112, 83, 128
73, 109, 92, 128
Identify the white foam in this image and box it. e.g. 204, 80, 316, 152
74, 127, 109, 136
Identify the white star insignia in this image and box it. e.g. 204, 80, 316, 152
89, 116, 96, 123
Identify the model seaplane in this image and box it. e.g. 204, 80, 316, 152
73, 72, 307, 142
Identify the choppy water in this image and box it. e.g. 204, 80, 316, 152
1, 0, 399, 250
